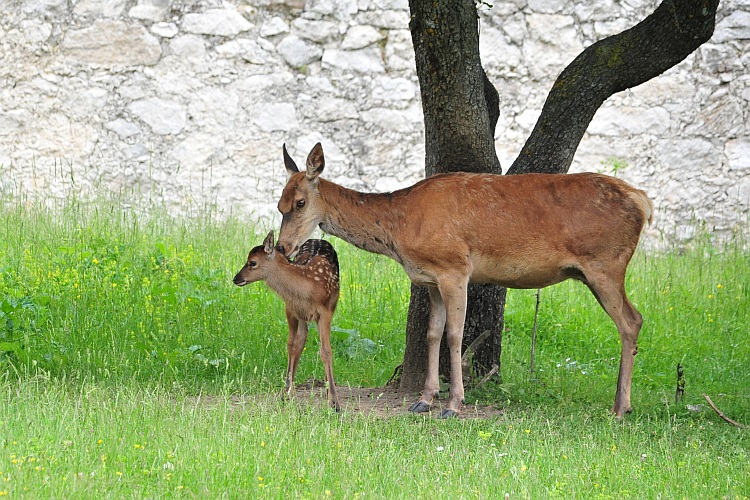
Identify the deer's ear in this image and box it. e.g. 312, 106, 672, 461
305, 143, 325, 181
283, 144, 299, 178
263, 230, 275, 255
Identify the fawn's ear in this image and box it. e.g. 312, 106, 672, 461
263, 230, 275, 255
283, 144, 299, 179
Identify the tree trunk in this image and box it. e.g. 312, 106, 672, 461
401, 0, 504, 392
400, 0, 719, 393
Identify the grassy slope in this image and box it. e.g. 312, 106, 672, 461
1, 198, 748, 498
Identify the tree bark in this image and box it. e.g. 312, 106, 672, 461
409, 0, 500, 174
508, 0, 719, 175
401, 0, 504, 392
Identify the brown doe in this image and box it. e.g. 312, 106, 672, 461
275, 143, 654, 419
233, 230, 341, 411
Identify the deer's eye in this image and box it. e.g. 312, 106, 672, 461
295, 199, 305, 209
249, 261, 258, 269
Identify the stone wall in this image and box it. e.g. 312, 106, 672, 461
1, 0, 748, 242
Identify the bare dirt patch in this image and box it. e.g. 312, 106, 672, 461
192, 380, 504, 420
288, 380, 505, 420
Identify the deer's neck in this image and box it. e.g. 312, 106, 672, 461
264, 264, 301, 299
318, 180, 404, 264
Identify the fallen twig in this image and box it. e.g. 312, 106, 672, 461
530, 288, 541, 376
703, 393, 746, 428
475, 364, 499, 388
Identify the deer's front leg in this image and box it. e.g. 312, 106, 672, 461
284, 310, 308, 398
408, 285, 445, 414
439, 278, 469, 418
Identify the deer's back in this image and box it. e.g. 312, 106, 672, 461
284, 239, 340, 321
393, 172, 652, 288
294, 239, 340, 274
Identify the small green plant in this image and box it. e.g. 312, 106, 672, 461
331, 326, 380, 359
600, 156, 629, 177
0, 294, 55, 367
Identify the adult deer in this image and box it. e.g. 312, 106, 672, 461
276, 143, 653, 418
233, 230, 341, 411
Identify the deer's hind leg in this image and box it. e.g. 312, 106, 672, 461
583, 269, 643, 418
316, 309, 340, 411
284, 309, 308, 399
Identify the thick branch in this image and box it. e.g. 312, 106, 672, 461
507, 0, 719, 175
483, 67, 500, 137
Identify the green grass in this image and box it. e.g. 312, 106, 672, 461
2, 378, 747, 498
1, 196, 749, 498
0, 197, 408, 390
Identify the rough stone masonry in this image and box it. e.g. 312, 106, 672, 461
0, 0, 748, 243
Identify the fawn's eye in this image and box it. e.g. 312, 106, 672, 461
295, 199, 305, 209
249, 261, 257, 269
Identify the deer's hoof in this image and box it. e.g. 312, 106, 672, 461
611, 405, 633, 419
439, 409, 458, 419
408, 401, 431, 413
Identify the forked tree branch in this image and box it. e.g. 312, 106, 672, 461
507, 0, 720, 175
